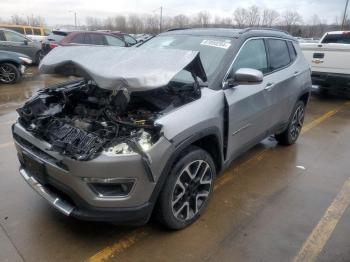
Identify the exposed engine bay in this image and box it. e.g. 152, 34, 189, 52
17, 79, 201, 161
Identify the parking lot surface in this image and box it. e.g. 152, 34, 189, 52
1, 69, 350, 262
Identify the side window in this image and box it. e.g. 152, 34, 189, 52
71, 33, 85, 44
3, 31, 26, 42
124, 35, 137, 45
231, 39, 268, 75
4, 27, 24, 34
90, 34, 105, 45
25, 28, 33, 35
105, 35, 125, 46
33, 28, 42, 35
267, 39, 291, 71
287, 41, 297, 62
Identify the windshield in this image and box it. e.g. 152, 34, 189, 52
139, 35, 233, 81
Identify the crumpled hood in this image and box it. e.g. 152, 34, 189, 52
39, 46, 207, 92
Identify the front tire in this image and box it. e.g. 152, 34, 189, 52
275, 100, 305, 145
156, 146, 216, 230
0, 63, 20, 84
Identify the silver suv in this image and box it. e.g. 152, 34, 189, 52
12, 28, 311, 229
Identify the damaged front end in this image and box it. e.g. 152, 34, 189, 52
17, 80, 162, 162
16, 46, 207, 164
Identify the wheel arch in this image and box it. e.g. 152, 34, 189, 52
0, 60, 20, 68
298, 91, 311, 106
149, 127, 223, 212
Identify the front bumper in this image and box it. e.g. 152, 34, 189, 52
19, 168, 153, 224
13, 123, 173, 223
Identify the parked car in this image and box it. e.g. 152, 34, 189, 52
0, 28, 42, 64
0, 50, 32, 84
41, 29, 72, 55
59, 31, 127, 47
301, 31, 350, 96
0, 24, 51, 42
13, 28, 311, 229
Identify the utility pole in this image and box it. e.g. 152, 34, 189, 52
159, 6, 163, 33
74, 12, 77, 29
342, 0, 349, 30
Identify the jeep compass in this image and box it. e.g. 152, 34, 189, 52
12, 28, 311, 229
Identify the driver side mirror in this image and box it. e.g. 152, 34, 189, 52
23, 39, 29, 45
223, 68, 263, 89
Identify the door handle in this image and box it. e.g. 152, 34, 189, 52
264, 82, 275, 91
293, 71, 300, 76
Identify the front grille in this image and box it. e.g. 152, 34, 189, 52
14, 134, 68, 171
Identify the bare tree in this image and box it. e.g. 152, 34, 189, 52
282, 11, 302, 27
194, 11, 211, 27
144, 14, 159, 34
172, 14, 190, 28
86, 16, 102, 30
128, 14, 144, 33
261, 9, 279, 27
233, 8, 248, 27
246, 6, 261, 26
114, 15, 127, 32
10, 15, 28, 25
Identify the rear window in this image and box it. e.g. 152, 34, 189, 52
267, 39, 291, 71
47, 33, 65, 42
322, 33, 350, 44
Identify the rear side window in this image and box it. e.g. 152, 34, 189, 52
267, 39, 291, 71
71, 33, 85, 44
231, 39, 268, 74
287, 41, 297, 62
89, 33, 105, 45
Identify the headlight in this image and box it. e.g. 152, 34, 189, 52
104, 142, 135, 156
103, 131, 154, 156
19, 56, 32, 64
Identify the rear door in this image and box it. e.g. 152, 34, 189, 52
224, 38, 273, 159
264, 38, 299, 127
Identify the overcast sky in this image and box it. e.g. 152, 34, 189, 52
0, 0, 348, 26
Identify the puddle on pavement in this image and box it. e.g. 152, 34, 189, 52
0, 66, 73, 114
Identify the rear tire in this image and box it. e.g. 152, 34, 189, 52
275, 101, 305, 145
156, 146, 216, 230
0, 63, 20, 84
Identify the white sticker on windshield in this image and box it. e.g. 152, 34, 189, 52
200, 39, 231, 49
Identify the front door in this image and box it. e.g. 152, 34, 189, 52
224, 38, 273, 160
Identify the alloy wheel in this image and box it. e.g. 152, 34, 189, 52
290, 104, 304, 141
0, 64, 17, 83
171, 160, 213, 221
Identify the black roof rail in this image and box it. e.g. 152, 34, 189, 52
240, 27, 291, 35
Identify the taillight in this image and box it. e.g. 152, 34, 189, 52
49, 43, 58, 49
